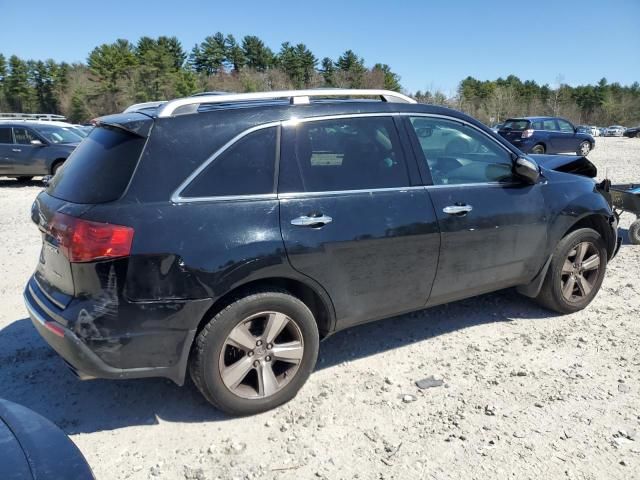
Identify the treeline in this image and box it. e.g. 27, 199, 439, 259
441, 75, 640, 126
0, 33, 400, 122
0, 34, 639, 126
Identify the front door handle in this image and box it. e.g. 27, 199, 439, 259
12, 148, 22, 152
291, 215, 333, 227
443, 204, 473, 215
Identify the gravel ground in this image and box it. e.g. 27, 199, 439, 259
0, 137, 639, 480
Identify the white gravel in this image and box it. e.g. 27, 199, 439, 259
0, 137, 639, 480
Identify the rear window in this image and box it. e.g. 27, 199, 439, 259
47, 126, 145, 204
501, 119, 530, 131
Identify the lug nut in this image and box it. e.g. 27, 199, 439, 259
256, 340, 263, 346
253, 360, 260, 367
248, 351, 254, 357
265, 355, 271, 362
267, 343, 273, 349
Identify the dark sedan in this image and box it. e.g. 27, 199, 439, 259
499, 116, 595, 155
623, 125, 640, 138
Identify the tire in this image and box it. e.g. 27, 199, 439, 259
530, 144, 545, 154
190, 290, 319, 415
629, 220, 640, 245
52, 161, 64, 175
635, 132, 640, 139
16, 176, 33, 182
535, 228, 607, 314
577, 141, 591, 156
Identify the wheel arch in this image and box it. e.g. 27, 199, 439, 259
561, 213, 616, 259
193, 276, 336, 342
50, 158, 65, 174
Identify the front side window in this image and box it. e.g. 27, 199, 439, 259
13, 128, 39, 145
542, 119, 557, 130
181, 126, 277, 198
279, 116, 410, 193
557, 119, 574, 133
0, 127, 12, 143
33, 125, 83, 144
408, 117, 514, 186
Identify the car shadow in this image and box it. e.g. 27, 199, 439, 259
0, 288, 556, 434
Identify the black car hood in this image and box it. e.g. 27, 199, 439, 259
530, 154, 597, 178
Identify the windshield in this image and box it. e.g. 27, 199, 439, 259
33, 125, 83, 144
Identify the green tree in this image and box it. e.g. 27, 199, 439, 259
0, 53, 7, 109
87, 39, 137, 111
225, 34, 246, 72
5, 55, 32, 111
241, 35, 274, 71
372, 63, 401, 92
276, 42, 317, 88
320, 57, 335, 86
336, 50, 366, 87
190, 33, 226, 74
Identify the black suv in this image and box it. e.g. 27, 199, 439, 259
0, 122, 82, 181
24, 89, 619, 415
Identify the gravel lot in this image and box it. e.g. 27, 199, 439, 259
0, 137, 639, 480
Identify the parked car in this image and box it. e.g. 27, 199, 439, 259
0, 122, 82, 181
490, 123, 503, 132
578, 125, 599, 137
599, 127, 607, 136
25, 89, 619, 415
605, 125, 626, 137
498, 116, 595, 156
0, 398, 94, 479
623, 125, 640, 138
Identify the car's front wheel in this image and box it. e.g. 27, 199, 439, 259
577, 141, 591, 156
535, 228, 607, 313
190, 290, 319, 415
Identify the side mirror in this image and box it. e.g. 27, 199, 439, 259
514, 156, 540, 184
30, 139, 44, 146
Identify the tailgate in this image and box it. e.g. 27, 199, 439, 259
31, 192, 93, 308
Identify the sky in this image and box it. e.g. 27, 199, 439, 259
1, 0, 638, 94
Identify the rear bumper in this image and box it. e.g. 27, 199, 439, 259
23, 277, 205, 385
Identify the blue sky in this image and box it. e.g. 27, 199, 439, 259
1, 0, 638, 94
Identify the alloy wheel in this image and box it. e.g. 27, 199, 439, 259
219, 311, 304, 399
560, 241, 600, 302
579, 142, 590, 155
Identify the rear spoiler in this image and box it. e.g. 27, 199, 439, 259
93, 112, 153, 137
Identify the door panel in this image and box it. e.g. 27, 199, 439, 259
426, 183, 547, 305
278, 115, 440, 328
280, 189, 440, 327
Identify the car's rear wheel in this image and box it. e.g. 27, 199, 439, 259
16, 176, 33, 183
629, 220, 640, 245
535, 228, 607, 313
577, 141, 591, 156
531, 144, 545, 154
190, 290, 319, 415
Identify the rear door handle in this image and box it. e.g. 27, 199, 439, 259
443, 205, 473, 215
291, 215, 333, 227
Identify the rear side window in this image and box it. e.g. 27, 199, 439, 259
181, 126, 277, 198
279, 116, 409, 193
557, 119, 574, 132
0, 127, 12, 143
543, 119, 557, 130
47, 126, 145, 204
501, 120, 529, 131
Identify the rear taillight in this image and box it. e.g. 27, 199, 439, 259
521, 129, 534, 138
50, 213, 134, 263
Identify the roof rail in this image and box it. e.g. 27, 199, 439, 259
156, 89, 416, 118
0, 113, 67, 121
